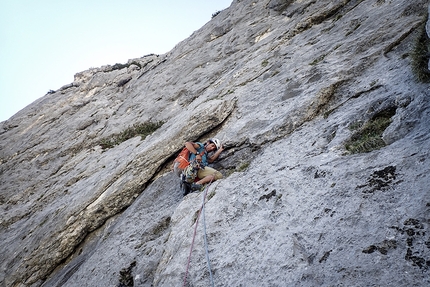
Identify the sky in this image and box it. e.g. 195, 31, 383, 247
0, 0, 232, 122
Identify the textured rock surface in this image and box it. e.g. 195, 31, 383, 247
1, 0, 430, 286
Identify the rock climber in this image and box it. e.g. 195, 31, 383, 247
174, 138, 224, 191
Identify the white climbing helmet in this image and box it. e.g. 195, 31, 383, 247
209, 138, 221, 150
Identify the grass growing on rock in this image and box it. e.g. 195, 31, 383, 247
345, 107, 396, 154
99, 121, 164, 150
411, 15, 430, 83
225, 161, 251, 177
237, 161, 250, 172
207, 191, 216, 200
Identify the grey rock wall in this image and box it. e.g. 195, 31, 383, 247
1, 0, 430, 286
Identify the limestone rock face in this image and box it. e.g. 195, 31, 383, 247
1, 0, 430, 286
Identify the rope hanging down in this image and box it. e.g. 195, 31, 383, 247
182, 179, 215, 287
202, 183, 215, 287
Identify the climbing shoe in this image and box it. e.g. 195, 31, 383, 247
182, 182, 192, 196
191, 183, 203, 191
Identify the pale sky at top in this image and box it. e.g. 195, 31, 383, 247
0, 0, 232, 122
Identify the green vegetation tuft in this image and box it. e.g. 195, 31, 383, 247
411, 16, 430, 83
345, 107, 396, 154
192, 209, 200, 224
348, 120, 364, 131
225, 161, 251, 178
99, 121, 164, 150
207, 191, 216, 201
237, 161, 250, 172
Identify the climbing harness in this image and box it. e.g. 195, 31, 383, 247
183, 159, 204, 183
180, 158, 205, 196
182, 178, 215, 287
